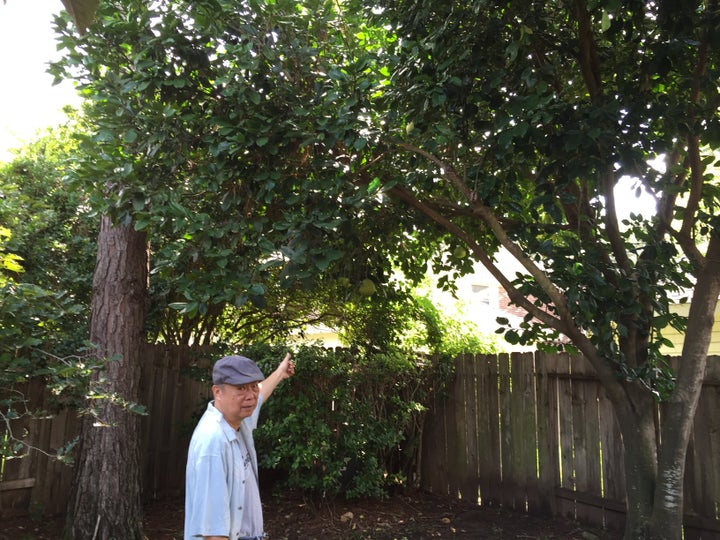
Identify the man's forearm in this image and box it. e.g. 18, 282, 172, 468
259, 352, 293, 401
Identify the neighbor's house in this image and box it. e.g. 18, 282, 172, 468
660, 301, 720, 356
289, 322, 344, 348
422, 250, 534, 352
420, 252, 720, 356
452, 252, 720, 356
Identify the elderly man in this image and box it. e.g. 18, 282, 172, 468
184, 352, 294, 540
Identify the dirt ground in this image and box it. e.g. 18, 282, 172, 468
2, 488, 623, 540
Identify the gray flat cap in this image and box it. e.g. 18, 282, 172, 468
212, 355, 264, 386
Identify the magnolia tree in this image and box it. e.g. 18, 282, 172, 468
358, 2, 719, 539
53, 0, 718, 539
52, 1, 438, 537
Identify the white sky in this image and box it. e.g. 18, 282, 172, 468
0, 0, 81, 161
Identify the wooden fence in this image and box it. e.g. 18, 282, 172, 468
2, 348, 720, 538
420, 352, 720, 538
0, 345, 211, 518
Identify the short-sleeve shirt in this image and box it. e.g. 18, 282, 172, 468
184, 396, 264, 539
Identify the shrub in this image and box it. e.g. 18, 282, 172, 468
244, 343, 448, 499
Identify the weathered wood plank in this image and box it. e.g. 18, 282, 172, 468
597, 385, 626, 532
556, 353, 576, 520
0, 478, 36, 491
686, 383, 719, 519
570, 355, 603, 528
461, 354, 479, 503
43, 407, 76, 515
498, 353, 514, 508
477, 354, 501, 506
535, 352, 561, 517
511, 352, 538, 513
446, 356, 467, 499
421, 405, 449, 495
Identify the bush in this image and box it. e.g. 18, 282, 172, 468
243, 343, 449, 499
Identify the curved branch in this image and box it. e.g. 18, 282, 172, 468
573, 0, 602, 101
601, 164, 634, 278
382, 145, 574, 331
387, 181, 560, 329
677, 34, 710, 265
655, 32, 711, 269
385, 142, 627, 393
655, 148, 685, 230
393, 141, 586, 332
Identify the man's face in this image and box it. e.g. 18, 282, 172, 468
213, 382, 260, 429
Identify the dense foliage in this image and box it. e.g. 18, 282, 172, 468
49, 0, 448, 350
0, 124, 101, 461
0, 122, 96, 331
237, 344, 451, 499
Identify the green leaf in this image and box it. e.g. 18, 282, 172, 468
124, 130, 138, 143
601, 11, 611, 32
132, 195, 145, 212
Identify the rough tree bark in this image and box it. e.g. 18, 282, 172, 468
64, 215, 148, 540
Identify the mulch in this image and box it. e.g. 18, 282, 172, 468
2, 488, 623, 540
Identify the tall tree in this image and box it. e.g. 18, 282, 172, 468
64, 217, 148, 540
358, 1, 720, 538
51, 1, 414, 537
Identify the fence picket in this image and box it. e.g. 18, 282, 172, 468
510, 352, 538, 513
597, 385, 626, 531
461, 354, 480, 503
535, 351, 560, 517
556, 354, 576, 520
476, 353, 501, 506
570, 355, 604, 527
447, 354, 469, 499
498, 353, 515, 508
421, 385, 449, 495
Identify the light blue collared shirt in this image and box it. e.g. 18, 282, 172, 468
184, 396, 263, 539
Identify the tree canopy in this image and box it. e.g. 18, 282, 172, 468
49, 0, 453, 347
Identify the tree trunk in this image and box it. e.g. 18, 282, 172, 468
647, 234, 720, 540
612, 396, 658, 540
64, 216, 149, 540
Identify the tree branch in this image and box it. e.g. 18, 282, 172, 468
386, 141, 625, 389
572, 0, 602, 101
387, 181, 560, 329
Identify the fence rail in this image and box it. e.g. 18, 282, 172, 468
2, 348, 720, 538
419, 352, 720, 538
